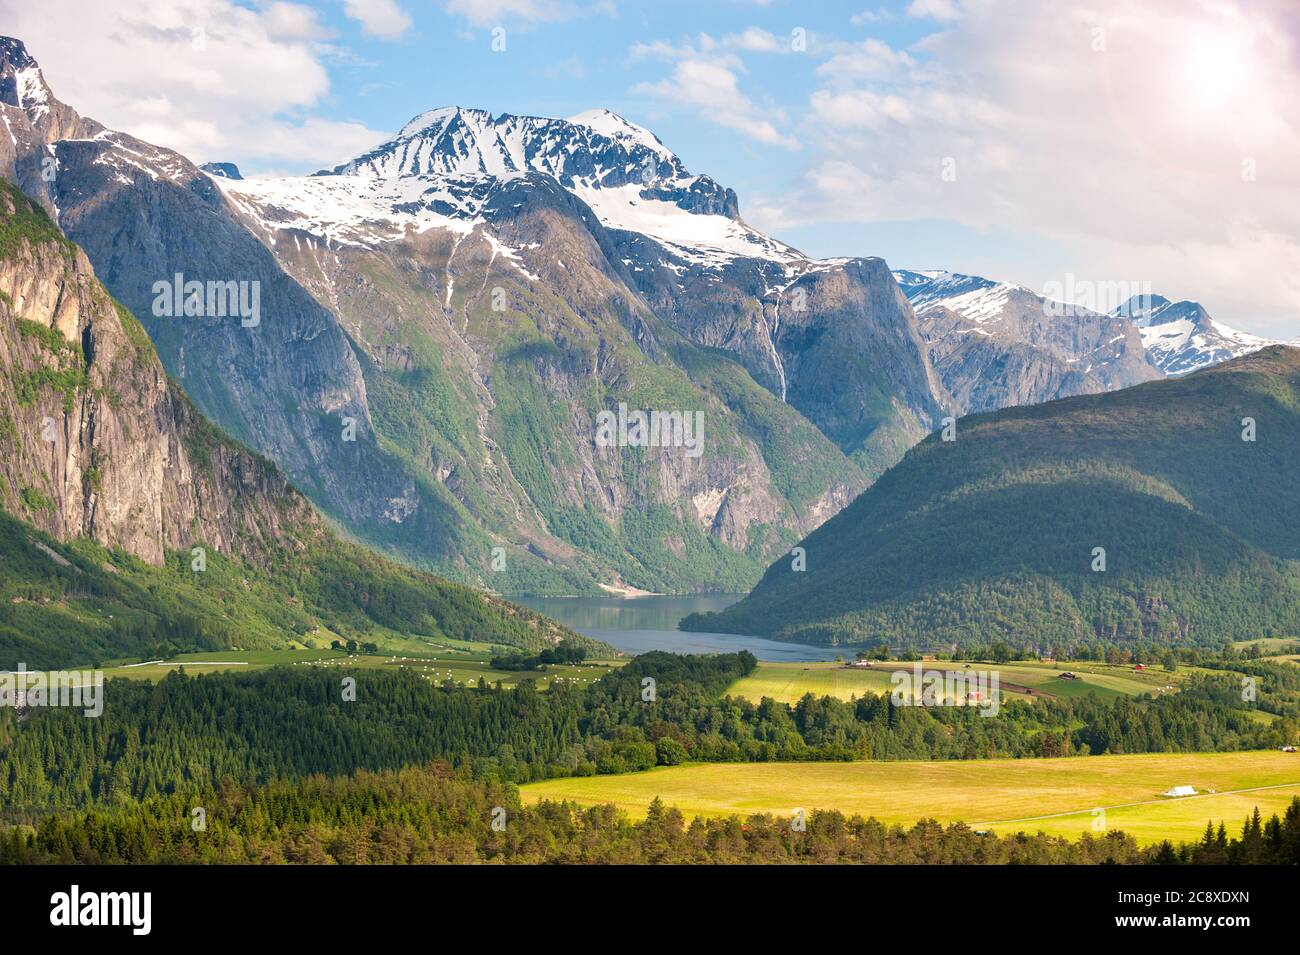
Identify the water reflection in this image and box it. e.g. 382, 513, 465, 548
514, 594, 845, 662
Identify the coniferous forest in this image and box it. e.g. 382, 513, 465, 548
6, 762, 1299, 866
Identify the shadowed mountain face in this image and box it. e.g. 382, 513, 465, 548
0, 177, 601, 668
686, 347, 1300, 651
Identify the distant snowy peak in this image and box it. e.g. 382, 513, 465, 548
215, 104, 805, 265
323, 105, 738, 219
892, 269, 1030, 324
1109, 295, 1277, 376
894, 269, 997, 307
895, 267, 1279, 378
1111, 293, 1173, 327
199, 161, 242, 180
0, 35, 53, 124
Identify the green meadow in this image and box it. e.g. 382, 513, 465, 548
75, 649, 624, 690
520, 751, 1300, 845
724, 658, 1194, 705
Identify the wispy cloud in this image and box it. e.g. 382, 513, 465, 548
342, 0, 413, 40
440, 0, 605, 27
906, 0, 964, 21
0, 0, 390, 172
745, 0, 1300, 336
631, 32, 798, 148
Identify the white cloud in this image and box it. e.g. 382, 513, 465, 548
724, 27, 786, 54
906, 0, 964, 21
342, 0, 412, 40
630, 32, 797, 148
850, 8, 891, 25
262, 2, 334, 41
754, 0, 1300, 337
816, 38, 917, 84
0, 0, 390, 172
441, 0, 581, 27
808, 89, 915, 129
634, 58, 797, 148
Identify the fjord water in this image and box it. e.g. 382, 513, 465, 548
515, 594, 844, 661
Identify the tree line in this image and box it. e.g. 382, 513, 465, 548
4, 762, 1298, 865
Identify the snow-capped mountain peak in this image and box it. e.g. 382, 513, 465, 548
212, 103, 806, 265
895, 267, 1278, 378
566, 108, 675, 161
1111, 293, 1172, 327
893, 270, 1003, 318
1108, 295, 1276, 375
0, 35, 53, 125
322, 105, 733, 214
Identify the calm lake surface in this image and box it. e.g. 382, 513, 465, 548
515, 594, 844, 662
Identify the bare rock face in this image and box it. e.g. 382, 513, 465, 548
45, 135, 416, 528
896, 271, 1161, 415
0, 37, 424, 556
0, 31, 405, 545
619, 242, 950, 479
0, 183, 315, 566
232, 169, 864, 592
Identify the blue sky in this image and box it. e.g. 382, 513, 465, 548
300, 3, 934, 186
6, 0, 1300, 337
283, 1, 1075, 280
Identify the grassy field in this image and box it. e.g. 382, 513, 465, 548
520, 751, 1300, 845
1233, 637, 1300, 652
36, 649, 624, 690
724, 659, 1191, 705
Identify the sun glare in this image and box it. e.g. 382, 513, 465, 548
1179, 30, 1250, 112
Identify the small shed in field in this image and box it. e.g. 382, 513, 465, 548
1162, 785, 1196, 798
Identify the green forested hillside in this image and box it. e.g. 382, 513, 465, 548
685, 347, 1300, 649
0, 509, 606, 669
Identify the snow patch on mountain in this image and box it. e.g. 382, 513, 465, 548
574, 182, 801, 265
895, 269, 1280, 379
13, 64, 47, 120
567, 108, 675, 161
1110, 294, 1278, 375
893, 270, 1048, 325
206, 104, 798, 266
215, 170, 484, 246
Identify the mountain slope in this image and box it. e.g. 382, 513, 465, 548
1111, 293, 1279, 376
685, 346, 1300, 650
207, 104, 896, 590
894, 269, 1161, 414
895, 266, 1280, 389
2, 40, 878, 595
0, 177, 601, 668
